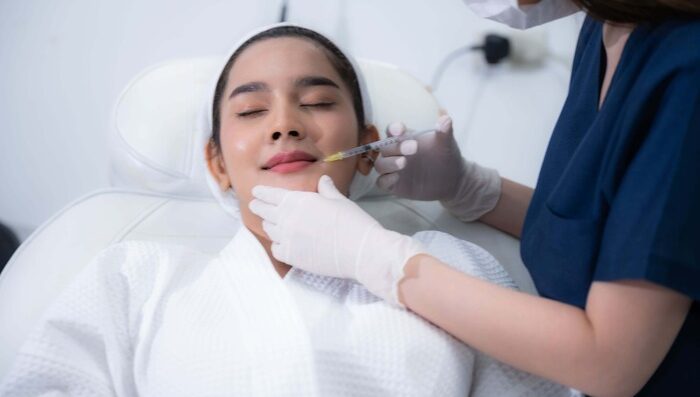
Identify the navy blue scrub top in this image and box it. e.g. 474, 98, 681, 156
520, 16, 700, 395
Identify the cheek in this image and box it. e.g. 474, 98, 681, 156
317, 154, 359, 196
219, 128, 260, 201
336, 162, 358, 189
314, 114, 363, 194
325, 111, 361, 146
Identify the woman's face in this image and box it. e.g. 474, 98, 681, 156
207, 36, 377, 237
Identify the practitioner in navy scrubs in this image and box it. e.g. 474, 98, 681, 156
250, 1, 700, 395
520, 13, 700, 396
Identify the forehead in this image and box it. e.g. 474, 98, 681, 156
227, 36, 343, 87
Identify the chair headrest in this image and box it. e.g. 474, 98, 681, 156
111, 57, 441, 196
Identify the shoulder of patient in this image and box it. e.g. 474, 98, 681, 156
86, 240, 212, 291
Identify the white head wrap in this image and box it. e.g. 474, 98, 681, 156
197, 23, 376, 218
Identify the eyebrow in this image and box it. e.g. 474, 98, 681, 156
228, 76, 340, 100
229, 82, 269, 99
295, 76, 340, 89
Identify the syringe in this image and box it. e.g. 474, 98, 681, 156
324, 128, 435, 162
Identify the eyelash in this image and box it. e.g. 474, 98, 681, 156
236, 109, 266, 118
236, 102, 335, 118
302, 102, 335, 109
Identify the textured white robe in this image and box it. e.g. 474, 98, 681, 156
0, 228, 573, 396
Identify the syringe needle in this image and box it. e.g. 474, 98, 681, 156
323, 128, 435, 162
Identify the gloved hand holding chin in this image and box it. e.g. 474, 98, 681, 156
249, 175, 426, 307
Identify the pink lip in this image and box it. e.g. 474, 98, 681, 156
263, 150, 317, 174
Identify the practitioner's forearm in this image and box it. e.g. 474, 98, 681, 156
478, 177, 533, 238
399, 254, 595, 389
397, 254, 691, 397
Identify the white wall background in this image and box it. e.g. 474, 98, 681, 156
0, 0, 583, 240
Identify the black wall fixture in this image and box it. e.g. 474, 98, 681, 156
0, 222, 19, 275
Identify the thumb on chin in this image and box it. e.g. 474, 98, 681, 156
317, 175, 345, 199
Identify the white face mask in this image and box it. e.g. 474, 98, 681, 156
463, 0, 580, 29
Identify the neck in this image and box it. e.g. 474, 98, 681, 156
251, 229, 292, 278
599, 21, 635, 108
602, 21, 634, 49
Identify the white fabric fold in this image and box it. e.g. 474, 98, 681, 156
1, 228, 576, 396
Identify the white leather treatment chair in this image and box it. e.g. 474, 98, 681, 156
0, 58, 537, 378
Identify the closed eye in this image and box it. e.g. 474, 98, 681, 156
236, 109, 267, 117
301, 102, 335, 109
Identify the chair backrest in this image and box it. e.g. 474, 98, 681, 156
0, 58, 533, 379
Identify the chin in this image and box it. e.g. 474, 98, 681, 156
259, 170, 324, 192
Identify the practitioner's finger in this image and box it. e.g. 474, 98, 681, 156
248, 199, 279, 224
251, 185, 290, 205
261, 220, 281, 242
317, 175, 345, 200
433, 115, 454, 142
374, 155, 406, 175
379, 140, 418, 157
386, 121, 406, 137
376, 173, 400, 192
379, 122, 417, 157
270, 241, 288, 263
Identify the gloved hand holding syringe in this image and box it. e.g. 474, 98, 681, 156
326, 115, 500, 221
324, 128, 436, 162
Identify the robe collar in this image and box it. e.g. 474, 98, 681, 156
216, 226, 319, 395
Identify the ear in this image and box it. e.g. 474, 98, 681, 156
356, 124, 379, 176
205, 138, 231, 191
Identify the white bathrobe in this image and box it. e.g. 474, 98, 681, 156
0, 228, 573, 396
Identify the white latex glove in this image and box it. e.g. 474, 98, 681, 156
249, 175, 426, 307
375, 115, 502, 222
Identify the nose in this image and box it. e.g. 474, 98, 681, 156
270, 129, 305, 141
268, 103, 307, 142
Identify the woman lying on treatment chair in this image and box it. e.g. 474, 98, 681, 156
0, 24, 573, 396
